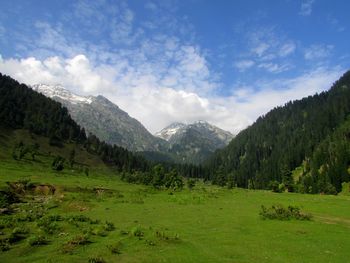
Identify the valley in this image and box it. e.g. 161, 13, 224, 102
0, 134, 350, 263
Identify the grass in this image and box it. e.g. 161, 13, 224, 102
0, 129, 350, 262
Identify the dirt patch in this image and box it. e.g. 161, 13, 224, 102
314, 214, 350, 227
34, 184, 56, 195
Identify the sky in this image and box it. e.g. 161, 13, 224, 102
0, 0, 349, 134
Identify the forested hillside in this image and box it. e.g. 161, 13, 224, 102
207, 71, 350, 194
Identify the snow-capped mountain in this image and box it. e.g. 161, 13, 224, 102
156, 121, 233, 145
32, 84, 94, 104
155, 121, 234, 163
154, 122, 186, 141
31, 84, 166, 152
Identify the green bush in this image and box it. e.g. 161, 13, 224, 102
131, 225, 144, 237
8, 227, 29, 243
0, 189, 19, 208
37, 218, 61, 234
0, 239, 10, 251
107, 241, 122, 254
260, 204, 312, 221
103, 221, 115, 231
155, 230, 180, 241
28, 235, 49, 246
88, 256, 106, 263
67, 214, 91, 223
52, 156, 65, 171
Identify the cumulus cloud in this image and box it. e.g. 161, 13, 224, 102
0, 54, 344, 135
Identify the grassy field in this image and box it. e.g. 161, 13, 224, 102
0, 130, 350, 262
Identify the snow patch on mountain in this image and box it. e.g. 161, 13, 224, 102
31, 84, 94, 104
155, 121, 233, 144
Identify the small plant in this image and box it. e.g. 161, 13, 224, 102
88, 256, 106, 263
37, 218, 61, 234
260, 204, 312, 221
28, 235, 49, 246
47, 214, 64, 222
155, 230, 180, 242
0, 218, 14, 229
107, 241, 122, 254
8, 227, 29, 243
103, 221, 115, 231
67, 214, 91, 223
187, 179, 196, 190
0, 239, 10, 251
68, 234, 91, 245
62, 234, 92, 254
89, 227, 107, 237
52, 155, 65, 171
120, 230, 129, 235
131, 225, 144, 238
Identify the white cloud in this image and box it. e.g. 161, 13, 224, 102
234, 60, 255, 72
327, 16, 346, 32
258, 62, 292, 73
252, 43, 270, 57
304, 44, 333, 60
0, 55, 344, 135
279, 42, 296, 57
235, 26, 297, 73
228, 67, 344, 122
299, 0, 315, 16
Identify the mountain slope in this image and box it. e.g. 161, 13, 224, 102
32, 84, 166, 152
206, 70, 350, 193
155, 121, 233, 164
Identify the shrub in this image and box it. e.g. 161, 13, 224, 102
187, 179, 196, 190
260, 204, 312, 221
67, 234, 91, 245
103, 221, 115, 231
52, 156, 65, 171
269, 181, 281, 193
107, 241, 122, 254
131, 225, 144, 237
88, 256, 106, 263
8, 227, 29, 243
62, 234, 91, 254
0, 239, 10, 251
0, 218, 14, 229
0, 189, 19, 208
37, 218, 61, 234
155, 230, 180, 241
28, 235, 49, 246
67, 215, 91, 223
89, 227, 107, 237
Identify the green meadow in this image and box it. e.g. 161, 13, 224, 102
0, 130, 350, 263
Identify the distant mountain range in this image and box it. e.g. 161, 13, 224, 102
155, 121, 233, 163
31, 84, 234, 163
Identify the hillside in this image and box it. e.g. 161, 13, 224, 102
207, 70, 350, 193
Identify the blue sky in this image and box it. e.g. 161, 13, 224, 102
0, 0, 349, 133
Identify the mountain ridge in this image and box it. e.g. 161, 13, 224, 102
32, 84, 166, 152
